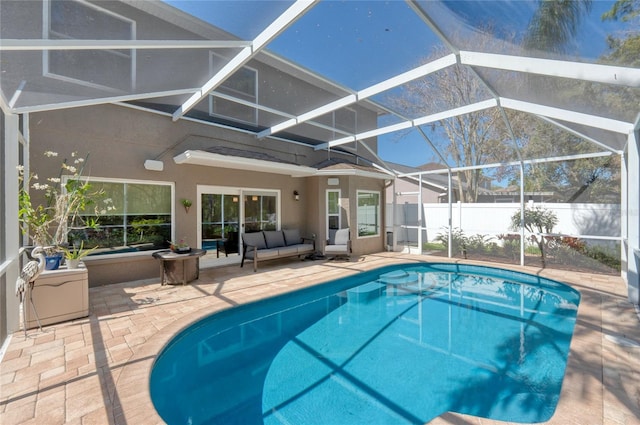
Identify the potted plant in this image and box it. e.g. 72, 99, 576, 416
169, 238, 191, 253
181, 198, 192, 213
61, 241, 98, 269
18, 151, 108, 269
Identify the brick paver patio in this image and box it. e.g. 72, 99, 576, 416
1, 252, 638, 424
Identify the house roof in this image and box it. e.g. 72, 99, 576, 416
173, 148, 392, 179
313, 158, 393, 180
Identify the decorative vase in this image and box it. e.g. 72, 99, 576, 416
66, 258, 81, 269
172, 246, 191, 254
45, 253, 63, 270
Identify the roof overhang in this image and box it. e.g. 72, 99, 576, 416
174, 149, 394, 180
173, 150, 317, 177
315, 167, 393, 180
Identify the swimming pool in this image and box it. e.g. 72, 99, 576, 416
150, 263, 580, 424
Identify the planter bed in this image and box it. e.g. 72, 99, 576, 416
83, 249, 163, 287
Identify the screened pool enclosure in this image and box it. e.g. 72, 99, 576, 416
1, 0, 639, 342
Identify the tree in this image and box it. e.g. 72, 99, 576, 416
506, 113, 621, 203
387, 46, 514, 203
602, 0, 640, 67
510, 206, 558, 267
524, 0, 593, 54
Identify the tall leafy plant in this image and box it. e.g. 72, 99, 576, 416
510, 206, 558, 267
18, 151, 107, 253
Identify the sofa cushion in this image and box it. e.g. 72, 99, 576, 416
242, 232, 267, 250
296, 243, 314, 254
264, 230, 285, 248
277, 246, 298, 256
334, 228, 350, 245
283, 229, 301, 246
325, 244, 348, 254
245, 247, 280, 260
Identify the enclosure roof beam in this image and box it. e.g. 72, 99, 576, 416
0, 39, 249, 51
397, 150, 614, 177
172, 0, 317, 121
12, 88, 198, 114
500, 98, 633, 134
257, 54, 457, 138
460, 51, 640, 88
315, 99, 498, 150
537, 116, 622, 154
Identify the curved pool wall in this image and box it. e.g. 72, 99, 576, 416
150, 263, 581, 425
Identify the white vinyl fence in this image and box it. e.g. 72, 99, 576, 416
386, 202, 621, 247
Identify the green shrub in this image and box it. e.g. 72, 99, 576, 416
583, 244, 621, 271
436, 227, 468, 255
423, 242, 445, 251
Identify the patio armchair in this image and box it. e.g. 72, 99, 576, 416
324, 228, 351, 260
216, 231, 239, 258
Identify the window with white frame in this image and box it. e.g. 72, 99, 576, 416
243, 191, 278, 232
327, 189, 341, 243
209, 53, 258, 124
357, 190, 380, 237
69, 179, 173, 252
45, 0, 135, 92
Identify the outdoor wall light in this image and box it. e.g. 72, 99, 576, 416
144, 159, 164, 171
293, 190, 300, 201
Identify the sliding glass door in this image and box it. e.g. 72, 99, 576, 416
198, 186, 279, 254
200, 193, 240, 250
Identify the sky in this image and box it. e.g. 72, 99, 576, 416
164, 0, 627, 168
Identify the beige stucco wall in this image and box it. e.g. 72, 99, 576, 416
29, 104, 321, 240
311, 175, 387, 256
388, 177, 444, 205
26, 104, 387, 284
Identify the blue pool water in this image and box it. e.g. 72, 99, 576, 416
150, 263, 580, 425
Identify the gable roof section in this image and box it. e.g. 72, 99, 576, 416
313, 158, 393, 180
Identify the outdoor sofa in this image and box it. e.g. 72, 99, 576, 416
241, 229, 315, 272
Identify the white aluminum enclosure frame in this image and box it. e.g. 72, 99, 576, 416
1, 0, 639, 346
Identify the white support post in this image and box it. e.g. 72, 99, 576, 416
520, 163, 525, 266
625, 127, 639, 304
391, 179, 397, 252
418, 173, 423, 254
3, 112, 21, 333
21, 113, 30, 246
447, 172, 453, 258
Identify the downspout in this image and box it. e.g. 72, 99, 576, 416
385, 177, 395, 252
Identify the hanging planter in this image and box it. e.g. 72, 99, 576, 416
181, 198, 192, 213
